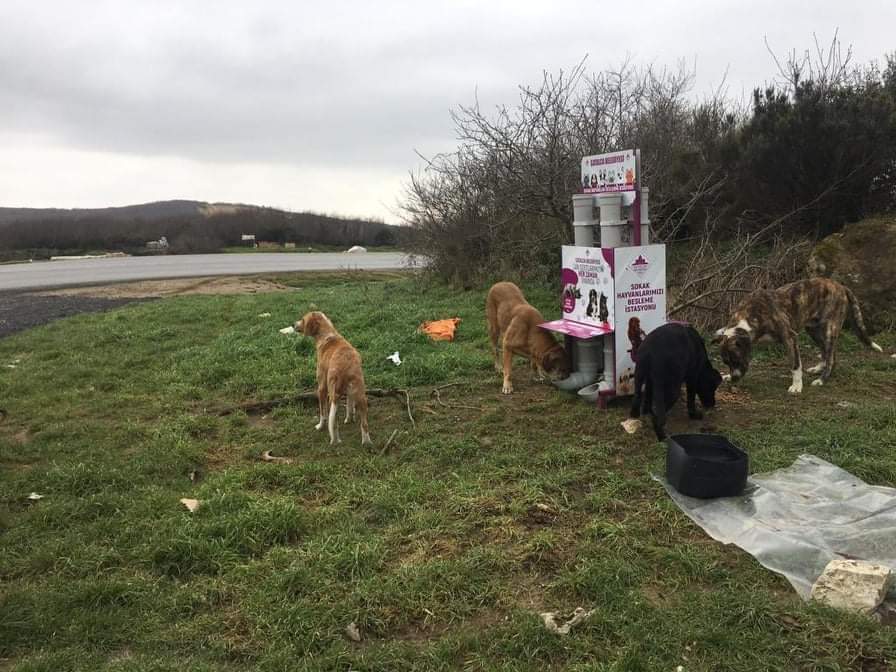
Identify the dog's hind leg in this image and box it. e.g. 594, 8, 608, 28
315, 381, 327, 431
813, 321, 841, 386
805, 321, 826, 374
355, 393, 372, 446
327, 393, 341, 445
344, 394, 354, 424
784, 328, 803, 394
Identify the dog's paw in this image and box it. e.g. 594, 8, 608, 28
811, 378, 824, 387
501, 384, 513, 395
314, 421, 324, 431
788, 382, 803, 394
807, 363, 825, 374
721, 373, 732, 383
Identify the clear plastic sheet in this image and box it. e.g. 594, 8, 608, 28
655, 454, 896, 598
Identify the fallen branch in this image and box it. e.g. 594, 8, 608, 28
430, 383, 484, 411
216, 388, 415, 429
261, 450, 292, 465
380, 429, 399, 455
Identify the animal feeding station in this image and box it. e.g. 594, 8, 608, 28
541, 149, 668, 408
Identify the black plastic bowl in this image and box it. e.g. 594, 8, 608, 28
665, 434, 748, 499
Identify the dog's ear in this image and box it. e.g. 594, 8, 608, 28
303, 314, 321, 337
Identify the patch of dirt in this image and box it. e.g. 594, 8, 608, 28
0, 292, 153, 338
521, 503, 558, 529
13, 429, 29, 445
39, 275, 292, 299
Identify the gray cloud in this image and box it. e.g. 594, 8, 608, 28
1, 0, 894, 217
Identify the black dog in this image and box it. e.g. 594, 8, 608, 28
586, 289, 598, 318
629, 323, 723, 440
598, 292, 609, 322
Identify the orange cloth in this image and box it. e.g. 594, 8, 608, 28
418, 317, 461, 341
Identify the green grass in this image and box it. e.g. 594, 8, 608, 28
1, 273, 895, 671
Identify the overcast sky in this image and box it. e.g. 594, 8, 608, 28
1, 1, 893, 222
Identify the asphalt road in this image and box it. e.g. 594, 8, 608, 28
0, 252, 413, 291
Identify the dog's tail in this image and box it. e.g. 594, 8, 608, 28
845, 287, 883, 352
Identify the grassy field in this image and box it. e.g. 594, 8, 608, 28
1, 272, 895, 671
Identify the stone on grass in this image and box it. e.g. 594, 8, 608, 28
810, 559, 894, 615
345, 622, 362, 642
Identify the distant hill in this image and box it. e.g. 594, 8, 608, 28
0, 200, 408, 257
0, 200, 218, 225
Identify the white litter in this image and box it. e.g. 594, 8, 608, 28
621, 418, 641, 434
279, 326, 295, 335
540, 607, 595, 635
386, 351, 402, 366
257, 312, 272, 318
27, 492, 43, 500
180, 498, 201, 513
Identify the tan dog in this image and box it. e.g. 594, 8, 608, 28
294, 311, 371, 445
486, 282, 571, 394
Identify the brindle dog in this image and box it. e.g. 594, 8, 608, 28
712, 278, 883, 394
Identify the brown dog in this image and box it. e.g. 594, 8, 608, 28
486, 282, 571, 394
294, 311, 371, 445
712, 278, 882, 394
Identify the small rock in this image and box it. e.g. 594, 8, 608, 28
810, 558, 894, 614
345, 622, 362, 642
540, 607, 595, 635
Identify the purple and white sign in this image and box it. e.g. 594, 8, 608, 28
560, 245, 615, 330
581, 150, 637, 194
611, 245, 667, 396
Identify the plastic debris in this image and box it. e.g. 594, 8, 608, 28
258, 312, 272, 318
27, 492, 43, 500
386, 351, 402, 366
180, 498, 201, 513
418, 318, 461, 342
540, 607, 595, 635
279, 326, 295, 335
657, 454, 896, 598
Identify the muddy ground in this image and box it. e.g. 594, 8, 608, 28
0, 276, 290, 338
